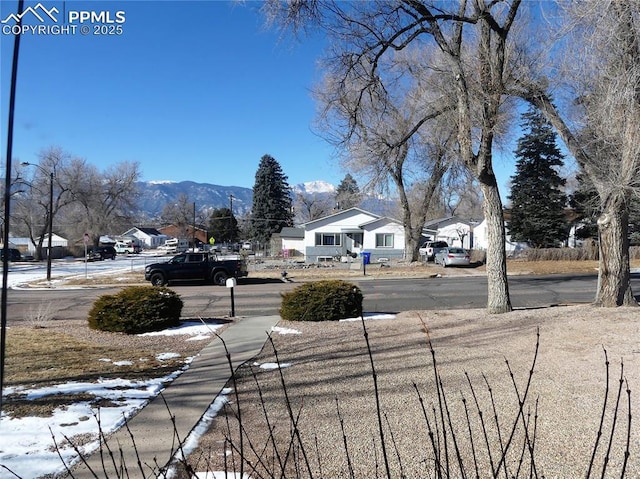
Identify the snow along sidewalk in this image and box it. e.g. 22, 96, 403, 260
67, 315, 281, 479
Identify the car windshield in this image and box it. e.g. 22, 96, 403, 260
448, 248, 465, 254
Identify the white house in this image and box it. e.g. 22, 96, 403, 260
120, 227, 168, 249
472, 219, 528, 255
424, 217, 476, 249
277, 227, 305, 258
301, 208, 406, 263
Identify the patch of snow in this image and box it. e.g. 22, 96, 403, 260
339, 313, 397, 322
156, 352, 181, 361
139, 321, 223, 337
254, 362, 292, 370
271, 326, 302, 335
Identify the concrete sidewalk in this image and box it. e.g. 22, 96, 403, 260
68, 315, 281, 478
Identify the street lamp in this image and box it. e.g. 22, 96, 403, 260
21, 162, 53, 281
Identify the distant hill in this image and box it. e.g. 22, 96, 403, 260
136, 179, 394, 219
136, 181, 254, 218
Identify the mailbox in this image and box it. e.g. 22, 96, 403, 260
226, 277, 237, 288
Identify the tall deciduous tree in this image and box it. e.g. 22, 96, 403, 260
335, 174, 361, 210
64, 160, 140, 245
516, 0, 639, 306
264, 1, 523, 311
160, 193, 194, 240
14, 146, 75, 259
251, 154, 293, 246
293, 191, 333, 223
507, 107, 568, 248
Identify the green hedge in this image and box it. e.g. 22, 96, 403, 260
280, 280, 363, 321
88, 286, 183, 334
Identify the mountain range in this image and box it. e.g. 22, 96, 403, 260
136, 180, 337, 218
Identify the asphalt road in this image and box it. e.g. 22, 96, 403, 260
6, 273, 640, 322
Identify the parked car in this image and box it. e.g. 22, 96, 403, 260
144, 252, 248, 286
419, 241, 449, 261
434, 247, 471, 267
0, 248, 22, 262
114, 241, 141, 254
87, 246, 117, 261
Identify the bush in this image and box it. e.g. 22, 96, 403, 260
280, 280, 363, 321
88, 286, 183, 334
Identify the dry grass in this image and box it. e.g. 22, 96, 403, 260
186, 305, 639, 478
3, 322, 210, 417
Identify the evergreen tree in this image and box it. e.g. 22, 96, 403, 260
335, 173, 361, 210
250, 154, 293, 245
571, 170, 640, 245
208, 207, 238, 244
569, 170, 599, 241
507, 106, 568, 247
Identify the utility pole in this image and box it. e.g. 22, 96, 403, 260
192, 202, 196, 250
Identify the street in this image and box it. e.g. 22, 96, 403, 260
3, 257, 639, 321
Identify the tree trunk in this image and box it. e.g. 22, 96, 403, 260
405, 229, 420, 261
481, 180, 513, 314
595, 199, 637, 306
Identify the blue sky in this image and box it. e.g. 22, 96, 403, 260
1, 0, 519, 193
1, 0, 342, 189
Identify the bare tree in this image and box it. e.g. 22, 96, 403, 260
65, 159, 141, 245
514, 0, 639, 306
293, 191, 334, 223
265, 1, 523, 312
161, 193, 195, 240
313, 40, 457, 262
14, 146, 75, 258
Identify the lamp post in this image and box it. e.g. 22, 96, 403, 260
21, 162, 53, 281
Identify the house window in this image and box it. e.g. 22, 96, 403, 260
315, 233, 341, 246
375, 233, 394, 248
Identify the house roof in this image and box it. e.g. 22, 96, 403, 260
359, 216, 402, 228
302, 207, 380, 228
278, 227, 305, 239
130, 227, 164, 236
424, 216, 473, 229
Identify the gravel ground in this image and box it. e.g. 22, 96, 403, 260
186, 305, 640, 478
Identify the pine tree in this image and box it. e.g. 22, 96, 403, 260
250, 154, 293, 245
208, 208, 238, 244
335, 173, 361, 210
507, 106, 568, 248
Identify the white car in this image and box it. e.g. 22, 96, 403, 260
419, 241, 448, 261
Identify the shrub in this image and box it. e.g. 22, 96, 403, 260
88, 286, 183, 334
280, 280, 363, 321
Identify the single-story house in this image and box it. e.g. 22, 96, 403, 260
472, 219, 528, 255
11, 234, 68, 258
301, 207, 407, 263
424, 216, 477, 249
121, 227, 168, 249
158, 224, 208, 246
275, 227, 305, 258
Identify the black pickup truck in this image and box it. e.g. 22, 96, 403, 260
144, 252, 248, 286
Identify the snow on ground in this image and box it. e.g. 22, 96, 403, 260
0, 259, 395, 478
0, 320, 226, 479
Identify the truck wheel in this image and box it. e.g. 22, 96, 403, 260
213, 271, 228, 286
150, 273, 166, 286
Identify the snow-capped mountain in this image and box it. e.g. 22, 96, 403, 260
292, 180, 336, 195
136, 180, 338, 219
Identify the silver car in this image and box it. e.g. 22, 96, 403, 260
434, 247, 470, 267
